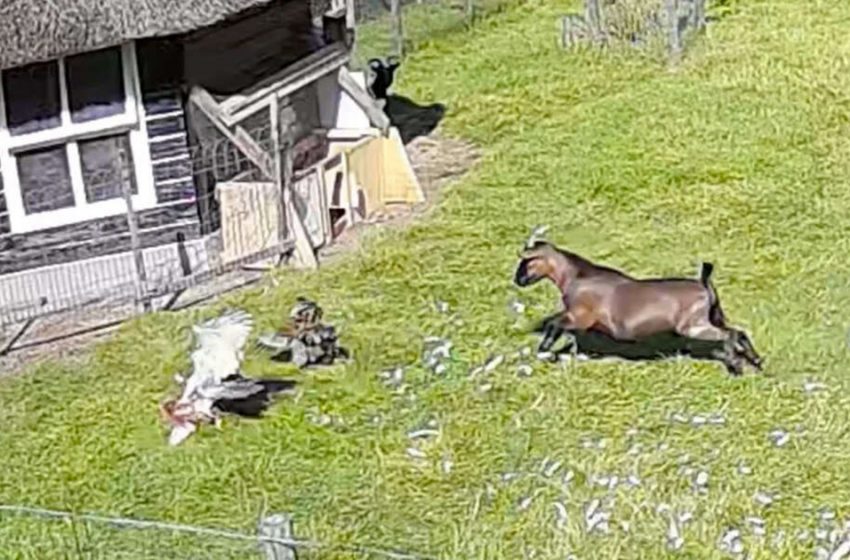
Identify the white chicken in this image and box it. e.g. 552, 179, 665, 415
161, 309, 296, 446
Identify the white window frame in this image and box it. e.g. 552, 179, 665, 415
0, 42, 157, 234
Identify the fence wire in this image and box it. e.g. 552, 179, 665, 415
0, 119, 332, 339
350, 0, 516, 69
0, 505, 437, 560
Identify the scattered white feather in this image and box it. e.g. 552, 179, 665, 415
820, 509, 837, 522
737, 463, 753, 476
509, 300, 527, 314
719, 528, 744, 555
830, 538, 850, 559
769, 429, 791, 447
501, 472, 521, 483
746, 516, 766, 537
517, 495, 535, 512
708, 413, 727, 425
666, 515, 684, 551
484, 354, 505, 372
408, 428, 439, 439
805, 381, 828, 394
167, 422, 197, 446
691, 414, 707, 426
406, 447, 427, 459
517, 364, 533, 378
543, 459, 562, 478
583, 500, 610, 535
754, 491, 775, 507
553, 501, 568, 528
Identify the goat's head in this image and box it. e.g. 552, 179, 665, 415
514, 226, 557, 287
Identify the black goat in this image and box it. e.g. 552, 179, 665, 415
367, 57, 401, 100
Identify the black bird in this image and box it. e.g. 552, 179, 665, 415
367, 56, 401, 100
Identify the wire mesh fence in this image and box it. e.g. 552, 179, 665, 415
350, 0, 516, 69
559, 0, 706, 57
0, 505, 435, 560
0, 116, 334, 347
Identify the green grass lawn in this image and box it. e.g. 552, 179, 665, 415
4, 0, 850, 558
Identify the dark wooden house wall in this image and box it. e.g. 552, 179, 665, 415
0, 0, 323, 276
0, 169, 8, 237
0, 39, 202, 275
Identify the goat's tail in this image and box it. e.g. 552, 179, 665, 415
699, 261, 725, 327
699, 261, 714, 286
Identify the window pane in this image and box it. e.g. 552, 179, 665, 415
17, 145, 74, 214
79, 133, 137, 203
2, 61, 61, 136
66, 47, 126, 124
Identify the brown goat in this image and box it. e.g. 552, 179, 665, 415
513, 241, 763, 375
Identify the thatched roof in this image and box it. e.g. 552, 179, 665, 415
0, 0, 279, 70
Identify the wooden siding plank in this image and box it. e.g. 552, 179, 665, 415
0, 221, 201, 275
152, 159, 194, 183
146, 115, 187, 137
155, 178, 197, 204
0, 200, 202, 274
148, 135, 192, 161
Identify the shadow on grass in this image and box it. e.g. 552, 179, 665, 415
384, 94, 447, 144
531, 315, 726, 367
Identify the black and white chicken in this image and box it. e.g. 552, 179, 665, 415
161, 309, 297, 446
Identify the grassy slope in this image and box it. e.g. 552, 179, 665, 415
4, 0, 850, 558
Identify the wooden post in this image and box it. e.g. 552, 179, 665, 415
561, 14, 585, 49
258, 514, 297, 560
666, 0, 682, 61
120, 164, 151, 312
584, 0, 602, 45
465, 0, 475, 28
390, 0, 404, 59
692, 0, 706, 32
281, 141, 319, 270
270, 97, 288, 257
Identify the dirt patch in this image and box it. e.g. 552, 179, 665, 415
0, 127, 481, 377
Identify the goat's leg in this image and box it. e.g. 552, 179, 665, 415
729, 328, 763, 371
538, 308, 595, 354
539, 319, 565, 353
676, 320, 743, 376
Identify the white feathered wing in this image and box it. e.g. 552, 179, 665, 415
178, 309, 254, 403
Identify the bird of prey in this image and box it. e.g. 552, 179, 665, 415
161, 309, 297, 446
256, 298, 351, 368
367, 56, 401, 101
